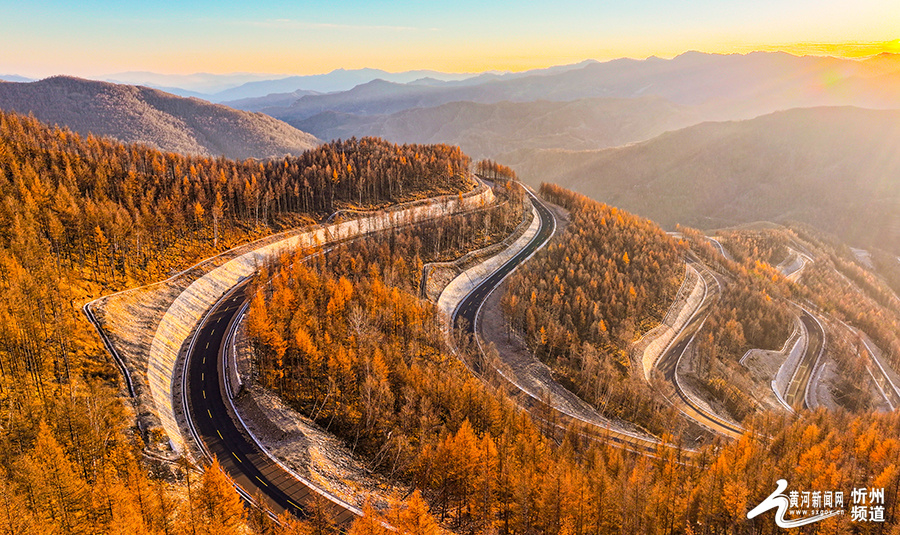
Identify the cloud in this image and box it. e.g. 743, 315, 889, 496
756, 39, 900, 58
239, 18, 438, 33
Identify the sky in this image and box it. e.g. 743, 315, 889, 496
2, 0, 899, 78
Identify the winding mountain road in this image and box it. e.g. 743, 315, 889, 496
654, 260, 744, 439
182, 281, 358, 525
182, 185, 566, 523
452, 190, 677, 456
180, 186, 752, 523
452, 188, 555, 338
783, 310, 826, 411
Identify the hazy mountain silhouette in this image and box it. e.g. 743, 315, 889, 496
212, 68, 478, 102
219, 61, 599, 108
104, 71, 276, 95
294, 96, 704, 159
508, 107, 900, 252
0, 76, 319, 159
221, 89, 322, 112
0, 75, 33, 83
246, 52, 900, 128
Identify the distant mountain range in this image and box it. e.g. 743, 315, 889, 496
6, 53, 900, 254
214, 61, 601, 104
0, 76, 319, 160
213, 52, 899, 165
211, 68, 479, 102
221, 89, 323, 113
199, 52, 898, 167
292, 96, 703, 159
240, 52, 900, 125
102, 68, 488, 102
102, 71, 281, 96
0, 75, 32, 83
507, 107, 900, 253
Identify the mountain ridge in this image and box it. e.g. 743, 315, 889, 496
0, 76, 320, 160
293, 96, 704, 159
240, 51, 900, 126
507, 106, 900, 252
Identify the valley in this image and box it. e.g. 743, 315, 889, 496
3, 44, 900, 535
86, 165, 900, 533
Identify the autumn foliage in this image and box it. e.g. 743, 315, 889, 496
671, 227, 793, 420
0, 111, 474, 533
475, 158, 518, 181
247, 212, 900, 533
502, 183, 685, 435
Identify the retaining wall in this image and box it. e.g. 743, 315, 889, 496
423, 200, 534, 301
771, 319, 808, 399
635, 264, 705, 380
148, 185, 494, 452
436, 197, 540, 325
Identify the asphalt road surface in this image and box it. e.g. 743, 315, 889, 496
183, 281, 357, 525
184, 185, 726, 524
654, 262, 743, 439
449, 191, 677, 456
183, 186, 557, 523
453, 189, 555, 337
783, 310, 825, 411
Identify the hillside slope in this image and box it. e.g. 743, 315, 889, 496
242, 52, 900, 167
293, 96, 703, 158
253, 52, 900, 126
0, 76, 320, 159
508, 107, 900, 252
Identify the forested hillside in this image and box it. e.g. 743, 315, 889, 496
245, 195, 900, 533
678, 228, 794, 419
770, 225, 900, 409
246, 182, 526, 458
0, 110, 473, 533
677, 223, 900, 417
502, 183, 685, 435
5, 106, 900, 532
0, 76, 321, 160
0, 111, 471, 287
509, 107, 900, 254
292, 96, 702, 159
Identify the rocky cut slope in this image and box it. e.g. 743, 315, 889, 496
0, 76, 320, 160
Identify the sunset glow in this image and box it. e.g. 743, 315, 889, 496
756, 39, 900, 59
1, 1, 898, 77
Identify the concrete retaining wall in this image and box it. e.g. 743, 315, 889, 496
772, 319, 808, 398
422, 200, 533, 301
636, 264, 705, 380
436, 197, 540, 325
149, 185, 494, 452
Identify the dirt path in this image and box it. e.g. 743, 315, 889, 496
480, 279, 659, 442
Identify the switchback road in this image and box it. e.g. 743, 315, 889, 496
184, 185, 712, 525
655, 260, 743, 439
783, 310, 826, 411
183, 281, 358, 525
451, 190, 677, 456
452, 188, 555, 336
181, 186, 561, 524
